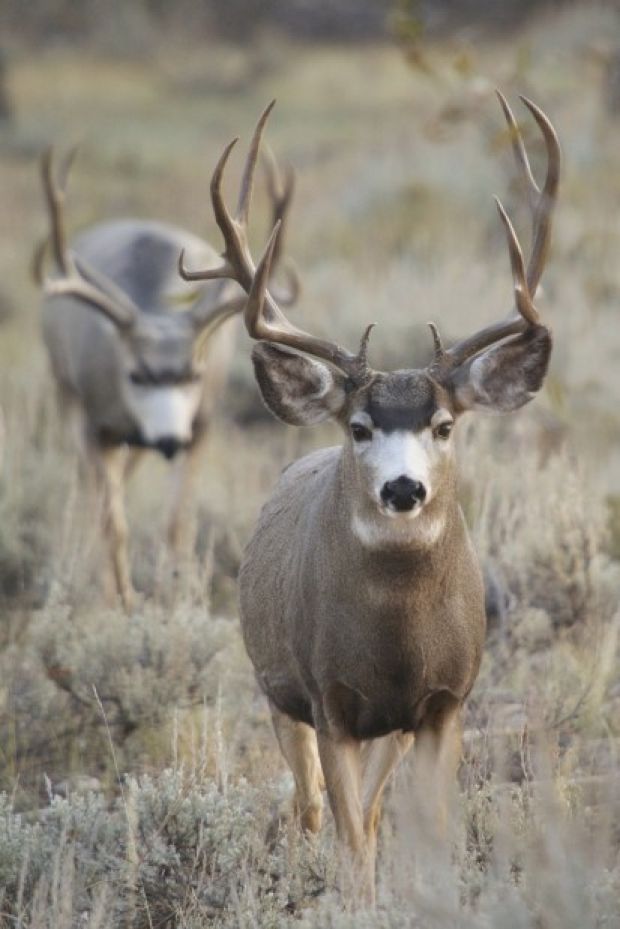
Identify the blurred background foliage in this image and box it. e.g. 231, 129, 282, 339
0, 0, 595, 49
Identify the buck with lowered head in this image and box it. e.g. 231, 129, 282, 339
181, 95, 560, 901
37, 139, 295, 610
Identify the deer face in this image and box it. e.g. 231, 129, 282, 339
120, 314, 204, 458
346, 372, 456, 520
250, 330, 551, 546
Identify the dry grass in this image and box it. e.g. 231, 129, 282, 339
0, 4, 620, 925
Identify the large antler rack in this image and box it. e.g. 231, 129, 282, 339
428, 92, 560, 378
180, 94, 559, 387
179, 101, 376, 386
35, 147, 139, 329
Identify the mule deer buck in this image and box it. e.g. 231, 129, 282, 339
181, 95, 560, 901
36, 138, 296, 610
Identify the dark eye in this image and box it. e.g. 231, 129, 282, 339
129, 371, 145, 386
434, 421, 453, 440
351, 423, 372, 443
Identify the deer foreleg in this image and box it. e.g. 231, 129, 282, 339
270, 703, 323, 833
167, 427, 209, 559
316, 732, 375, 905
97, 446, 135, 612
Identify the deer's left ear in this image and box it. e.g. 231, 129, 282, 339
252, 342, 348, 425
447, 325, 552, 413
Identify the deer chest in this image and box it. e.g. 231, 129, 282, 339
308, 598, 484, 741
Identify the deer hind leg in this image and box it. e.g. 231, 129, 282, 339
96, 446, 135, 613
361, 732, 414, 858
270, 702, 323, 834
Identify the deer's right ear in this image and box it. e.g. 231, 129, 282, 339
252, 343, 347, 425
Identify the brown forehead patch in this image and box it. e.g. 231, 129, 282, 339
363, 370, 442, 433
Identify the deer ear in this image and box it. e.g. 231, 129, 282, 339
252, 342, 347, 425
448, 325, 552, 413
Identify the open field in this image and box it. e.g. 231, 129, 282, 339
1, 5, 620, 926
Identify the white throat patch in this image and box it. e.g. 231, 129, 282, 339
351, 510, 446, 549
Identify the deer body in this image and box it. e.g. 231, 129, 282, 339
241, 436, 485, 744
181, 96, 560, 903
38, 144, 294, 610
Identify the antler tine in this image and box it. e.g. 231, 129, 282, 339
181, 126, 288, 340
40, 249, 139, 329
271, 260, 301, 307
179, 115, 274, 298
430, 94, 558, 377
44, 274, 136, 328
263, 144, 295, 275
178, 247, 232, 283
427, 321, 446, 364
494, 197, 539, 325
262, 148, 299, 306
41, 146, 73, 276
180, 106, 301, 311
236, 99, 276, 226
262, 142, 282, 202
496, 90, 539, 211
210, 137, 240, 248
244, 221, 281, 337
357, 323, 376, 368
178, 138, 247, 285
519, 95, 560, 298
58, 144, 79, 192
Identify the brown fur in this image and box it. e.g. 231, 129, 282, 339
240, 445, 485, 741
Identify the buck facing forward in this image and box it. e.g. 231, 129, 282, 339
181, 95, 560, 901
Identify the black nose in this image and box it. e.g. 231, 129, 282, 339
154, 436, 183, 460
380, 475, 427, 512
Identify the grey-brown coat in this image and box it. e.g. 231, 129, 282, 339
37, 143, 294, 610
180, 94, 560, 903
